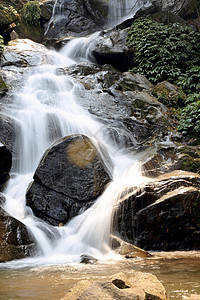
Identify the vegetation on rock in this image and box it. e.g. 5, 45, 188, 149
21, 0, 41, 25
127, 17, 200, 85
0, 35, 4, 57
127, 17, 200, 137
178, 100, 200, 136
0, 4, 19, 27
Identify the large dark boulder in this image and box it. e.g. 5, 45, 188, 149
26, 135, 111, 226
0, 207, 36, 262
114, 171, 200, 251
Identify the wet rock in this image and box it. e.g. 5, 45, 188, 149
60, 63, 174, 149
0, 113, 21, 170
91, 27, 135, 72
60, 271, 167, 300
40, 0, 54, 22
0, 4, 19, 43
0, 75, 8, 97
0, 144, 12, 191
114, 171, 200, 251
44, 0, 108, 43
184, 295, 200, 300
0, 193, 6, 207
0, 207, 36, 262
80, 254, 98, 264
26, 135, 111, 226
0, 39, 52, 68
109, 235, 152, 259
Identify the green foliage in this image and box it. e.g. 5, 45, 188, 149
0, 4, 19, 27
0, 35, 4, 57
177, 66, 200, 94
178, 100, 200, 136
127, 17, 200, 84
185, 92, 200, 104
22, 0, 41, 26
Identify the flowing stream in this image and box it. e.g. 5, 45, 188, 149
1, 0, 149, 267
1, 1, 200, 299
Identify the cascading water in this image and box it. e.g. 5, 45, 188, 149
1, 0, 148, 267
107, 0, 143, 26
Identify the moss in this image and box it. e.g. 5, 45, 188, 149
153, 82, 186, 108
178, 145, 200, 159
15, 21, 44, 43
21, 1, 41, 26
0, 76, 8, 91
0, 4, 19, 27
0, 35, 4, 57
178, 155, 200, 173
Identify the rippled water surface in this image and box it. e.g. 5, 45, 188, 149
0, 252, 200, 300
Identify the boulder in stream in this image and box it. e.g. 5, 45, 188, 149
114, 170, 200, 251
60, 271, 167, 300
0, 207, 36, 262
26, 134, 111, 226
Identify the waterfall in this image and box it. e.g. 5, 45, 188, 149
1, 2, 148, 268
107, 0, 144, 26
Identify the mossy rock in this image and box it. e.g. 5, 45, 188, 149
0, 76, 8, 92
15, 21, 44, 43
176, 146, 200, 173
0, 35, 4, 56
0, 0, 27, 12
153, 81, 186, 108
178, 145, 200, 159
0, 4, 19, 28
179, 0, 200, 19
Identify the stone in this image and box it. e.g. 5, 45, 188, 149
44, 0, 108, 43
0, 114, 16, 151
60, 271, 167, 300
114, 171, 200, 251
0, 4, 19, 42
153, 81, 186, 108
0, 144, 12, 191
184, 295, 200, 300
0, 207, 36, 262
109, 235, 152, 259
0, 39, 52, 68
91, 27, 135, 72
80, 254, 98, 264
60, 63, 174, 149
26, 135, 111, 226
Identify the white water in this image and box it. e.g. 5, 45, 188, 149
1, 0, 148, 267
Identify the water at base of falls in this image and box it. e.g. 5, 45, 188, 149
1, 1, 148, 268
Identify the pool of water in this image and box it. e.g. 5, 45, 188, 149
0, 252, 200, 300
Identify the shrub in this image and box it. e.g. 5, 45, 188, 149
177, 66, 200, 94
127, 17, 200, 84
22, 0, 41, 26
178, 100, 200, 136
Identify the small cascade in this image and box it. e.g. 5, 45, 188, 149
107, 0, 143, 26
